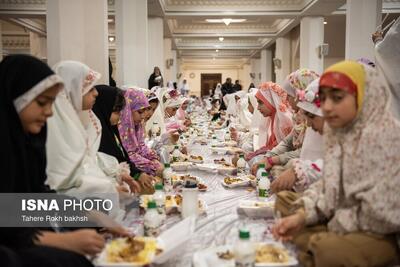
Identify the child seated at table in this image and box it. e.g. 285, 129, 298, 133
272, 61, 400, 267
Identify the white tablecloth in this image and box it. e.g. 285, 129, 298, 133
121, 137, 289, 266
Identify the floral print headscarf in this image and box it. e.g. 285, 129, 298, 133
118, 89, 159, 175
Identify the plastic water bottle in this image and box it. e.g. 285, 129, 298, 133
162, 163, 173, 192
224, 130, 231, 141
172, 145, 181, 162
151, 122, 160, 138
234, 229, 255, 267
237, 154, 246, 172
181, 181, 199, 218
258, 172, 270, 199
153, 183, 166, 221
144, 200, 163, 237
256, 163, 265, 189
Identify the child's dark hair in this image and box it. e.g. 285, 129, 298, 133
113, 88, 126, 112
149, 98, 159, 104
211, 99, 220, 105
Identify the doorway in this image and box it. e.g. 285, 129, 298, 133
201, 73, 222, 97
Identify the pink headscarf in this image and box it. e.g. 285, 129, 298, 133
176, 98, 188, 121
118, 89, 160, 175
255, 82, 293, 150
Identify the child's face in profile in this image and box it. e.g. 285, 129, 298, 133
320, 87, 357, 129
304, 111, 324, 134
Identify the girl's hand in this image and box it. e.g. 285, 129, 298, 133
38, 230, 105, 256
272, 210, 306, 242
120, 174, 141, 193
139, 173, 154, 188
270, 168, 296, 193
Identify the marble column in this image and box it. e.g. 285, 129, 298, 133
345, 0, 382, 61
29, 32, 47, 60
148, 17, 164, 83
300, 17, 324, 74
275, 36, 291, 84
115, 0, 148, 87
163, 38, 177, 83
260, 49, 273, 82
46, 0, 109, 84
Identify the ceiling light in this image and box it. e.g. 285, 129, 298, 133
222, 18, 232, 26
205, 18, 247, 25
323, 21, 327, 25
109, 36, 115, 42
215, 49, 219, 52
219, 37, 224, 42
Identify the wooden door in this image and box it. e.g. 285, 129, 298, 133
201, 73, 222, 97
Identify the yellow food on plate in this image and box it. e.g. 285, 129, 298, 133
224, 177, 244, 185
256, 244, 289, 264
106, 237, 162, 264
190, 155, 203, 161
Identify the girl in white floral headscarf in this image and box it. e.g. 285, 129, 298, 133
270, 78, 324, 193
273, 61, 400, 267
46, 61, 126, 220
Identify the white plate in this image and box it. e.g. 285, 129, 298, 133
188, 155, 204, 164
192, 242, 298, 267
196, 163, 218, 172
221, 177, 250, 188
171, 174, 208, 192
170, 162, 193, 172
211, 147, 243, 155
95, 237, 161, 267
237, 200, 275, 218
217, 165, 238, 175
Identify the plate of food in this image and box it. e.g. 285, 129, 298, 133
216, 163, 237, 175
221, 176, 249, 188
140, 194, 179, 214
195, 163, 218, 172
192, 241, 298, 267
95, 236, 163, 267
188, 155, 204, 163
211, 146, 243, 155
236, 200, 275, 218
214, 158, 228, 164
171, 174, 208, 192
170, 161, 193, 172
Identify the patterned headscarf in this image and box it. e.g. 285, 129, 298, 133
118, 89, 159, 175
301, 61, 400, 235
283, 68, 319, 149
255, 82, 293, 149
125, 88, 150, 111
297, 78, 323, 117
283, 68, 320, 98
320, 60, 365, 114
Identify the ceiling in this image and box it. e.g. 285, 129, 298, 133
1, 0, 400, 69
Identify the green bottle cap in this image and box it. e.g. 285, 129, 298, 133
239, 229, 250, 239
239, 154, 244, 158
258, 163, 265, 168
155, 183, 163, 190
213, 136, 216, 139
164, 163, 171, 168
175, 145, 179, 149
147, 201, 157, 209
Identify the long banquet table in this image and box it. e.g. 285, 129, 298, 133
122, 120, 292, 267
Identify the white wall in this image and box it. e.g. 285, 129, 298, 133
238, 63, 252, 91
181, 68, 240, 96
